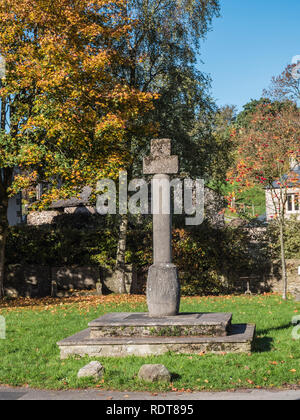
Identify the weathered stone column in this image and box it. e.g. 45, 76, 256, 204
153, 174, 172, 265
143, 139, 180, 317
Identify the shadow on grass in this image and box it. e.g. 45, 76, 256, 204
253, 336, 273, 353
257, 323, 292, 335
252, 323, 292, 353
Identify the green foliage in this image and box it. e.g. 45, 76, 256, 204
6, 218, 269, 296
6, 225, 118, 268
235, 98, 295, 128
173, 223, 268, 296
221, 183, 266, 218
117, 0, 223, 183
268, 217, 300, 259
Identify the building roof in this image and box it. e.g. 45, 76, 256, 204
50, 186, 92, 209
270, 164, 300, 189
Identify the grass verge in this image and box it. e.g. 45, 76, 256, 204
0, 293, 299, 392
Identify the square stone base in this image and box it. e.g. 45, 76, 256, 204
57, 313, 256, 359
88, 312, 233, 338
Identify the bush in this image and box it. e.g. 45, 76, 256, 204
172, 223, 268, 295
6, 218, 270, 296
6, 225, 118, 268
267, 217, 300, 259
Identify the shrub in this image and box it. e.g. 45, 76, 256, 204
6, 218, 270, 296
267, 217, 300, 259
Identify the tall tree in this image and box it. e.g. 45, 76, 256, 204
110, 1, 221, 288
227, 101, 300, 299
208, 104, 237, 188
120, 0, 220, 177
0, 0, 156, 297
263, 64, 300, 104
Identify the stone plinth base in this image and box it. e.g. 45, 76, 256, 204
88, 312, 232, 338
58, 324, 255, 359
57, 312, 256, 359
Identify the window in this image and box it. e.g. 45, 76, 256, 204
287, 194, 300, 213
287, 195, 293, 212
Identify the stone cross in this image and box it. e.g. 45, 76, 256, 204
143, 139, 180, 317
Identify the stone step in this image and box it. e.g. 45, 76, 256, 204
57, 323, 256, 359
88, 312, 233, 338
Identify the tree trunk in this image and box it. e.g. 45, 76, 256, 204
279, 220, 288, 300
1, 96, 6, 130
115, 213, 129, 294
0, 194, 8, 298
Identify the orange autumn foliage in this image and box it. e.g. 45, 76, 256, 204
0, 0, 158, 207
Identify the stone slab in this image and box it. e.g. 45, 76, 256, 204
89, 312, 232, 327
143, 156, 179, 175
88, 312, 232, 338
58, 324, 255, 359
150, 139, 172, 157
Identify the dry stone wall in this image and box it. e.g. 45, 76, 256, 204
3, 264, 138, 298
3, 261, 300, 298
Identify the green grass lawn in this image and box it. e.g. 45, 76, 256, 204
221, 184, 266, 220
0, 294, 299, 392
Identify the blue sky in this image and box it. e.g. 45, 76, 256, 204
199, 0, 300, 111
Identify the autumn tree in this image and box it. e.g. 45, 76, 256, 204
227, 101, 300, 299
235, 98, 288, 128
0, 0, 156, 297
